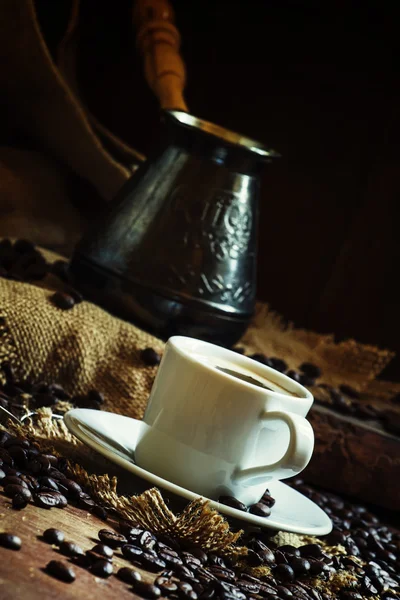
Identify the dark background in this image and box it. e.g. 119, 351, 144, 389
39, 0, 399, 377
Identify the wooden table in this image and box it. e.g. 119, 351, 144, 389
0, 493, 155, 599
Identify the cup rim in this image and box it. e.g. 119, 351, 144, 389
168, 336, 313, 402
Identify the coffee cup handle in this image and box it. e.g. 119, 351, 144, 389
232, 411, 314, 485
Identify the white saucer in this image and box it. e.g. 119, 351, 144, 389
64, 409, 332, 536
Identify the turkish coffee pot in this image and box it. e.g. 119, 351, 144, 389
70, 0, 279, 346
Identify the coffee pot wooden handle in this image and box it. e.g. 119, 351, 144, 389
133, 0, 188, 112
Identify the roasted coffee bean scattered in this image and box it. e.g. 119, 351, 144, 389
117, 566, 142, 583
46, 560, 76, 583
59, 541, 84, 557
12, 493, 28, 509
140, 347, 162, 366
0, 532, 22, 550
132, 580, 162, 599
90, 558, 113, 577
43, 528, 65, 545
91, 543, 113, 558
98, 528, 127, 548
50, 291, 75, 310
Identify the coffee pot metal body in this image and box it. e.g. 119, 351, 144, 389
70, 111, 279, 345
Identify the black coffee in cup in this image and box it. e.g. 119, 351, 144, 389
216, 366, 275, 391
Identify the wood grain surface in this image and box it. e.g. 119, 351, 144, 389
306, 405, 400, 511
0, 495, 153, 600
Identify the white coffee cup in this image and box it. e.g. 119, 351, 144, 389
135, 336, 314, 506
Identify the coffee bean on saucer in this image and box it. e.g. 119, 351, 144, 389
59, 541, 84, 557
249, 502, 271, 517
46, 560, 76, 583
43, 528, 65, 545
0, 532, 21, 550
140, 348, 161, 366
132, 580, 162, 599
98, 528, 127, 548
218, 495, 247, 512
117, 566, 142, 583
299, 362, 322, 379
90, 559, 113, 578
50, 291, 75, 310
261, 490, 276, 507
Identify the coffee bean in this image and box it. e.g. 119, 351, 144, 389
33, 393, 57, 408
289, 556, 311, 575
361, 576, 379, 596
287, 370, 302, 382
12, 493, 28, 509
214, 581, 246, 600
209, 565, 236, 582
39, 476, 59, 491
77, 493, 96, 510
59, 541, 84, 557
92, 504, 108, 520
51, 291, 75, 310
3, 436, 30, 449
308, 559, 325, 575
61, 479, 82, 495
177, 581, 198, 599
7, 446, 28, 465
91, 559, 113, 577
46, 560, 75, 583
141, 347, 162, 366
88, 543, 112, 559
279, 545, 301, 556
261, 491, 276, 507
0, 468, 5, 481
276, 585, 293, 599
249, 502, 271, 517
237, 579, 261, 594
275, 564, 295, 582
218, 495, 247, 512
152, 532, 179, 550
118, 566, 142, 583
299, 543, 323, 558
140, 552, 166, 572
43, 528, 65, 545
138, 530, 157, 551
122, 544, 144, 560
6, 484, 32, 501
34, 490, 60, 509
0, 532, 21, 550
155, 576, 178, 593
159, 551, 183, 567
339, 384, 360, 399
2, 475, 28, 488
299, 362, 321, 379
269, 357, 288, 372
132, 580, 162, 599
98, 528, 127, 548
